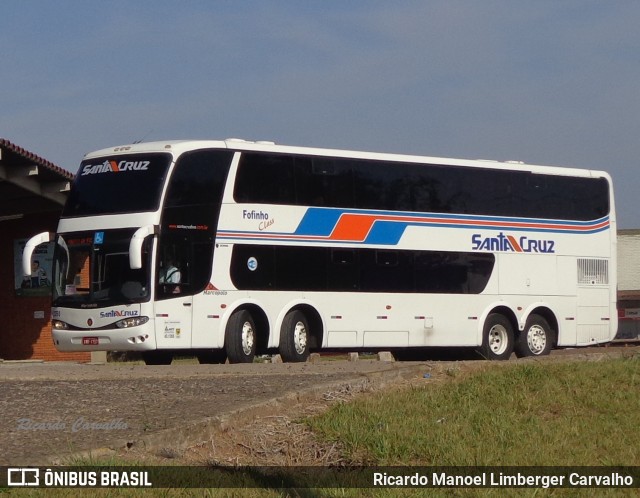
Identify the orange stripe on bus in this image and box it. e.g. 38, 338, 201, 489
330, 214, 376, 241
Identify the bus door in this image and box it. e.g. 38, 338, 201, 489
154, 245, 193, 349
152, 148, 233, 350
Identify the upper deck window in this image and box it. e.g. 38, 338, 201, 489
234, 152, 610, 221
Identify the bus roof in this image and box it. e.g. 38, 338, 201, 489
83, 138, 611, 180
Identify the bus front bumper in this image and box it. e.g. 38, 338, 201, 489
52, 328, 157, 352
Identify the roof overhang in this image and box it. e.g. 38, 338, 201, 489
0, 138, 74, 218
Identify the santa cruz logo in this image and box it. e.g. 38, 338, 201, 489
81, 160, 150, 176
472, 233, 555, 253
99, 309, 140, 318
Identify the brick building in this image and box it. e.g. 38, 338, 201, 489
0, 138, 90, 361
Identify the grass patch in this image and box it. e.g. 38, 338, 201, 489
307, 355, 640, 467
6, 355, 639, 497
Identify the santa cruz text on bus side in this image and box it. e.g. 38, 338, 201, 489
471, 232, 555, 253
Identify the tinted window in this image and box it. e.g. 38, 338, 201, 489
229, 245, 275, 290
276, 246, 327, 290
303, 157, 354, 207
164, 150, 234, 209
230, 244, 495, 294
414, 252, 494, 294
328, 249, 359, 291
233, 152, 609, 221
512, 172, 609, 220
234, 153, 294, 204
63, 153, 172, 216
360, 250, 414, 292
354, 161, 415, 211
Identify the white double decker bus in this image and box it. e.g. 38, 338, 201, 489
23, 139, 617, 364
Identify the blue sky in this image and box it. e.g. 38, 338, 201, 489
2, 1, 639, 227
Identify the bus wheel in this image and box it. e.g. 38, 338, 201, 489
279, 310, 310, 362
142, 351, 173, 365
515, 314, 553, 358
479, 313, 514, 361
196, 350, 227, 364
225, 310, 256, 363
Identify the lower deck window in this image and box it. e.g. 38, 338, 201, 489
230, 245, 495, 294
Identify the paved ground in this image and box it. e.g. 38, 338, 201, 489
0, 358, 427, 465
1, 344, 637, 466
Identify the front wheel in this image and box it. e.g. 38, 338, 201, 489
515, 314, 554, 357
279, 310, 310, 362
225, 310, 257, 363
479, 313, 514, 361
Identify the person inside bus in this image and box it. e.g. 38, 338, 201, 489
159, 258, 181, 293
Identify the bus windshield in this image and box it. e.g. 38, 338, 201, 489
52, 229, 152, 307
63, 153, 172, 216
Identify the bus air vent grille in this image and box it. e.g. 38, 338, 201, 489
577, 258, 609, 285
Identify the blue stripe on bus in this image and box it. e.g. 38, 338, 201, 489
217, 208, 610, 245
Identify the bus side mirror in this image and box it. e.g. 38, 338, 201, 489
129, 225, 158, 269
22, 232, 52, 276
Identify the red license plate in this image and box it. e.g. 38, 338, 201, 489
82, 337, 99, 346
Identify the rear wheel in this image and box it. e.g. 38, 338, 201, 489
279, 310, 310, 362
515, 314, 554, 357
142, 351, 173, 365
479, 313, 514, 360
225, 310, 257, 363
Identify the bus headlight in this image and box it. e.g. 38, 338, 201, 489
115, 316, 149, 329
52, 320, 69, 330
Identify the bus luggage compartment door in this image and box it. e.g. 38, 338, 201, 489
154, 296, 193, 349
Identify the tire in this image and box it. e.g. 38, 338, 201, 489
479, 313, 514, 361
279, 310, 310, 362
142, 351, 173, 365
515, 314, 554, 358
196, 350, 227, 364
225, 310, 257, 363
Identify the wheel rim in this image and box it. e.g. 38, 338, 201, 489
488, 324, 508, 355
241, 321, 255, 356
293, 321, 307, 355
527, 325, 547, 354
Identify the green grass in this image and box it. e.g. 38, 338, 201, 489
5, 354, 639, 497
307, 355, 640, 467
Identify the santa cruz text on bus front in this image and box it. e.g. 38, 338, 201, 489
81, 160, 150, 176
99, 310, 140, 318
471, 233, 556, 253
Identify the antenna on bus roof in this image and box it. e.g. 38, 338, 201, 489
133, 130, 154, 144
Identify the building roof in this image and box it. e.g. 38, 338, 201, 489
0, 138, 73, 218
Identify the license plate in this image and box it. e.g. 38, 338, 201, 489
82, 337, 99, 346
